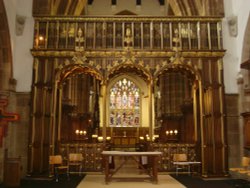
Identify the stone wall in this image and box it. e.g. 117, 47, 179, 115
225, 94, 241, 168
0, 92, 30, 183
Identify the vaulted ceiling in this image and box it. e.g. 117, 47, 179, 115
33, 0, 224, 16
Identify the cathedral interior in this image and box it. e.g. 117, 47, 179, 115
0, 0, 250, 185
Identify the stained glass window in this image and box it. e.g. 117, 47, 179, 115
109, 78, 140, 127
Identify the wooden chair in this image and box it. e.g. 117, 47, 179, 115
49, 155, 69, 182
68, 153, 83, 175
172, 153, 190, 175
230, 156, 250, 178
233, 157, 250, 170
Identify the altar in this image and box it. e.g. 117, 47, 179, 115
101, 151, 162, 184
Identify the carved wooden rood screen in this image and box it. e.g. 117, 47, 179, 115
29, 16, 228, 178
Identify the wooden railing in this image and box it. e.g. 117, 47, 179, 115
33, 16, 222, 51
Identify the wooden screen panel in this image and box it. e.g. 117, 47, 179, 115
241, 113, 250, 149
37, 59, 46, 83
106, 22, 113, 48
150, 143, 198, 172
245, 119, 250, 148
153, 22, 161, 49
35, 88, 44, 114
200, 23, 209, 50
37, 22, 47, 49
143, 23, 150, 49
115, 22, 123, 48
210, 23, 219, 50
201, 61, 211, 86
190, 22, 198, 49
95, 22, 103, 49
214, 116, 223, 144
211, 61, 220, 84
32, 117, 43, 172
86, 22, 94, 49
47, 22, 58, 49
203, 146, 214, 174
203, 118, 213, 146
212, 89, 221, 114
181, 103, 195, 143
162, 23, 170, 49
134, 22, 142, 49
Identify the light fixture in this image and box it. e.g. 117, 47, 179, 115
92, 134, 98, 138
75, 129, 87, 136
97, 136, 103, 142
166, 129, 178, 136
38, 35, 44, 41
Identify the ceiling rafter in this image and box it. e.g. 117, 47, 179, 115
177, 0, 187, 16
183, 0, 192, 16
32, 0, 224, 16
193, 0, 204, 16
74, 0, 87, 15
167, 0, 182, 16
64, 0, 72, 15
187, 0, 198, 15
51, 0, 61, 15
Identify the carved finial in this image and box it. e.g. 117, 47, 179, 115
124, 27, 133, 49
170, 29, 184, 65
75, 28, 85, 52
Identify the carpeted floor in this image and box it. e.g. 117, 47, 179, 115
0, 174, 85, 188
172, 174, 250, 188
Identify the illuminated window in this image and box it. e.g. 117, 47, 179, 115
109, 78, 140, 127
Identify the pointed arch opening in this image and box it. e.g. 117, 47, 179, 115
154, 64, 201, 144
53, 64, 103, 144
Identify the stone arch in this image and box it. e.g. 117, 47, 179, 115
0, 0, 13, 90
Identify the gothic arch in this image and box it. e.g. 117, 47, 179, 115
154, 62, 201, 83
153, 62, 202, 143
56, 63, 103, 85
51, 62, 103, 145
106, 73, 149, 128
0, 0, 12, 90
107, 61, 152, 84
